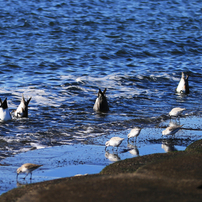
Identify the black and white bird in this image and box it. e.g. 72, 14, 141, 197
0, 98, 12, 121
14, 95, 32, 118
176, 72, 189, 94
93, 88, 109, 112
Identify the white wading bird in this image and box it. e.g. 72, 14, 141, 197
17, 163, 42, 180
169, 107, 186, 118
105, 137, 124, 151
127, 127, 141, 142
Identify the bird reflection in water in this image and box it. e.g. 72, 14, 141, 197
169, 121, 181, 127
161, 139, 177, 153
127, 143, 139, 157
105, 151, 121, 162
16, 179, 30, 188
162, 124, 183, 138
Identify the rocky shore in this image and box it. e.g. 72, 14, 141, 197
0, 139, 202, 202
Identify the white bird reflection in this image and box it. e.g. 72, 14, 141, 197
16, 180, 30, 187
161, 140, 177, 153
127, 143, 139, 156
162, 125, 183, 137
169, 121, 181, 127
105, 151, 121, 162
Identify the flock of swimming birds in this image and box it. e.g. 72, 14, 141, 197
0, 72, 189, 180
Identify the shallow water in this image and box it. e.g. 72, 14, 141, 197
0, 0, 202, 195
0, 116, 201, 195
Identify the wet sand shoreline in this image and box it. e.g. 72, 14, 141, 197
1, 138, 202, 202
0, 115, 202, 201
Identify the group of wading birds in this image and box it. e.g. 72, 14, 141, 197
0, 72, 189, 180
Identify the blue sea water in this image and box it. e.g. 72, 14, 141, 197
0, 0, 202, 167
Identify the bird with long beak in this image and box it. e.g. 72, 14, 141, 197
0, 98, 12, 121
176, 72, 189, 94
16, 163, 42, 180
14, 95, 32, 118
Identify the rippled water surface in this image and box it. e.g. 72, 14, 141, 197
0, 0, 202, 175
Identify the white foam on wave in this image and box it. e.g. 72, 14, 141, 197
49, 72, 157, 100
7, 87, 63, 108
75, 77, 82, 83
64, 85, 88, 93
73, 73, 145, 98
136, 75, 144, 80
75, 74, 117, 88
151, 72, 181, 82
30, 143, 47, 149
60, 75, 76, 81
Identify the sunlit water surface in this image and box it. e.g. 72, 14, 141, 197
0, 0, 202, 195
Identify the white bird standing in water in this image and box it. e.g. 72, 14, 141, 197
162, 125, 183, 137
105, 137, 124, 151
169, 107, 186, 117
0, 98, 12, 121
14, 95, 32, 118
127, 127, 141, 142
16, 163, 42, 180
93, 88, 109, 112
176, 72, 189, 94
